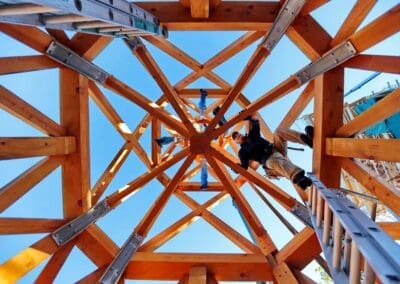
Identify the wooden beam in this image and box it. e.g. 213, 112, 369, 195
136, 1, 278, 31
349, 4, 400, 53
35, 240, 76, 283
142, 35, 231, 90
0, 55, 60, 75
272, 262, 298, 284
174, 191, 261, 254
211, 77, 300, 138
104, 76, 190, 137
77, 225, 118, 267
330, 0, 377, 47
336, 88, 400, 137
106, 148, 190, 207
125, 253, 273, 281
189, 266, 207, 284
339, 157, 400, 216
175, 31, 264, 90
88, 81, 132, 140
133, 44, 197, 135
278, 81, 314, 129
0, 218, 66, 234
0, 85, 65, 136
206, 155, 277, 255
134, 154, 195, 236
205, 45, 270, 135
287, 14, 331, 60
177, 182, 224, 191
91, 143, 131, 204
209, 147, 297, 209
326, 138, 400, 162
139, 191, 229, 252
300, 0, 330, 16
60, 68, 91, 217
0, 137, 76, 159
0, 235, 58, 282
343, 54, 400, 74
313, 68, 344, 188
152, 118, 161, 165
276, 228, 321, 270
0, 23, 52, 53
0, 156, 62, 212
70, 33, 112, 61
378, 222, 400, 240
190, 0, 209, 18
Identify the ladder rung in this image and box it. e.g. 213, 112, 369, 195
76, 21, 117, 29
0, 3, 57, 16
43, 14, 91, 24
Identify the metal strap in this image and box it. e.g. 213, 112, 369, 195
52, 200, 111, 246
262, 0, 306, 51
295, 41, 357, 84
46, 41, 109, 83
100, 232, 144, 284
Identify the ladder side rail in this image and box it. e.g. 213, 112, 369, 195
309, 174, 400, 283
0, 0, 166, 36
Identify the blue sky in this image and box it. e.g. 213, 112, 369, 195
0, 0, 399, 282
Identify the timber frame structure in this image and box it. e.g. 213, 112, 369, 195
0, 0, 399, 283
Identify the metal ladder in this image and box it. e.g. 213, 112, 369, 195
307, 173, 400, 283
0, 0, 167, 38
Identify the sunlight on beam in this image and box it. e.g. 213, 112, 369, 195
0, 247, 49, 283
110, 149, 129, 173
117, 123, 132, 134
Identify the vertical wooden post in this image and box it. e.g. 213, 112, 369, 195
60, 68, 91, 217
189, 266, 207, 284
313, 67, 344, 188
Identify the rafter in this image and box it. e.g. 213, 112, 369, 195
206, 154, 277, 256
0, 85, 65, 136
326, 138, 400, 162
174, 190, 262, 254
330, 0, 377, 47
0, 155, 62, 212
336, 88, 400, 137
339, 158, 400, 216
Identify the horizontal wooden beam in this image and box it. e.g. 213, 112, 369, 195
0, 55, 60, 75
0, 137, 76, 159
326, 138, 400, 162
136, 1, 277, 30
0, 218, 66, 234
125, 253, 273, 281
343, 54, 400, 74
177, 181, 224, 191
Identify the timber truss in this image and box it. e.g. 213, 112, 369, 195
0, 0, 399, 283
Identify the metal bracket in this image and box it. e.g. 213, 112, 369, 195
295, 41, 357, 84
51, 200, 111, 246
124, 36, 144, 50
291, 202, 313, 228
100, 232, 144, 284
46, 41, 109, 83
262, 0, 305, 51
